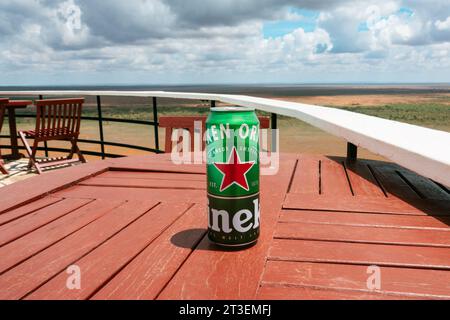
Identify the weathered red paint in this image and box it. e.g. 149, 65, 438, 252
0, 154, 448, 300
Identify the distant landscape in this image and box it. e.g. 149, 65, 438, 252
1, 84, 449, 160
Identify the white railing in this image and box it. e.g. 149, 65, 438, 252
1, 90, 450, 187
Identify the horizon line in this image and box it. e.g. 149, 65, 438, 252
1, 82, 450, 88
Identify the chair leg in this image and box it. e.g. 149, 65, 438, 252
30, 141, 42, 174
19, 131, 33, 168
19, 132, 42, 174
29, 141, 39, 170
68, 140, 75, 160
77, 147, 87, 163
0, 147, 7, 174
70, 138, 86, 163
0, 160, 7, 175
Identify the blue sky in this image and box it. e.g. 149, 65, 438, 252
263, 8, 319, 38
264, 6, 417, 38
0, 0, 449, 85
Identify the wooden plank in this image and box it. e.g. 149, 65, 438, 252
100, 171, 205, 181
157, 158, 297, 300
0, 154, 201, 214
26, 202, 193, 300
93, 204, 206, 300
269, 239, 450, 270
0, 199, 124, 274
289, 156, 319, 194
0, 197, 63, 226
371, 163, 420, 200
283, 194, 450, 215
261, 261, 450, 299
0, 198, 91, 247
257, 285, 418, 300
107, 153, 172, 163
38, 158, 81, 168
54, 186, 205, 203
279, 210, 450, 230
108, 157, 205, 174
0, 161, 107, 214
274, 222, 450, 248
79, 177, 205, 190
397, 169, 450, 200
0, 200, 159, 300
344, 161, 385, 197
321, 158, 352, 196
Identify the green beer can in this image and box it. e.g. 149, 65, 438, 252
206, 106, 260, 247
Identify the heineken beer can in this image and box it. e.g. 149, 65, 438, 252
206, 106, 260, 247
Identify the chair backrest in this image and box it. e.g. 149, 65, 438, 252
0, 98, 8, 134
159, 116, 207, 153
34, 98, 84, 140
159, 115, 271, 153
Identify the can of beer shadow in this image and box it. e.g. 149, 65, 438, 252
206, 106, 260, 247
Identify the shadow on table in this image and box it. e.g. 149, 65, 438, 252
171, 228, 257, 252
328, 156, 450, 228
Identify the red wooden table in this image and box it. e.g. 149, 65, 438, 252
0, 153, 449, 300
1, 100, 33, 160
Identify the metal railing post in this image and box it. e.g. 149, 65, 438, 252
271, 113, 278, 153
347, 142, 358, 162
152, 97, 160, 152
38, 95, 49, 158
96, 96, 106, 159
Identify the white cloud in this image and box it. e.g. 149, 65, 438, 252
0, 0, 449, 84
55, 0, 91, 47
435, 16, 450, 31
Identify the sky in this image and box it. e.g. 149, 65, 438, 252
0, 0, 450, 85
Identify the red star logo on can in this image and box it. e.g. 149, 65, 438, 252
213, 147, 256, 192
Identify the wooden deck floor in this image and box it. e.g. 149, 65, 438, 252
0, 153, 449, 300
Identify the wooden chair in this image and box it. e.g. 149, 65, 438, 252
159, 116, 271, 153
19, 98, 86, 174
0, 98, 9, 174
